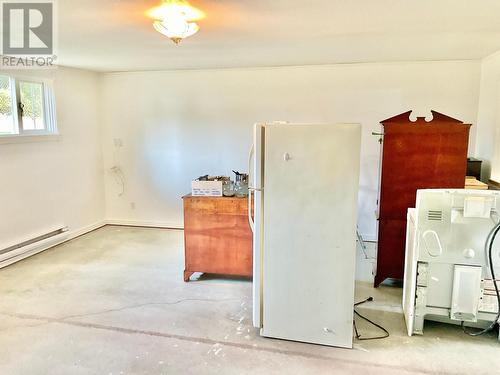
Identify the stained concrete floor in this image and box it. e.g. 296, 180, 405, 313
0, 226, 499, 375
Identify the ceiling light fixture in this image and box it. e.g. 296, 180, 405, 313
147, 0, 205, 45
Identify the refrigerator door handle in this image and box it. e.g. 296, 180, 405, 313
248, 143, 255, 232
248, 190, 255, 232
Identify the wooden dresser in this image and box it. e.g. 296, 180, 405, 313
375, 110, 470, 286
182, 194, 253, 281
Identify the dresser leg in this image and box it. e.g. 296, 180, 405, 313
374, 273, 385, 288
184, 271, 194, 282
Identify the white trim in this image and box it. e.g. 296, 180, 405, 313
14, 76, 22, 134
0, 73, 54, 84
9, 75, 19, 134
481, 49, 500, 63
0, 221, 106, 269
103, 59, 479, 75
44, 80, 57, 133
68, 221, 107, 239
105, 219, 183, 229
0, 134, 60, 144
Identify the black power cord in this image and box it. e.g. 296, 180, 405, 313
462, 221, 500, 336
353, 296, 390, 340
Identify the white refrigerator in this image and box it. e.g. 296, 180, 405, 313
248, 122, 361, 348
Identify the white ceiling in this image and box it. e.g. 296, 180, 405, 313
58, 0, 500, 72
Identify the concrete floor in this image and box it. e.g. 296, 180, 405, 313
0, 226, 499, 375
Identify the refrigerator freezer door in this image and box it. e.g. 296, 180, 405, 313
251, 124, 265, 328
261, 123, 361, 348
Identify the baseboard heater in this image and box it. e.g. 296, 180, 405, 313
0, 227, 69, 269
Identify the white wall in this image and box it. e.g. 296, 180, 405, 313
101, 61, 480, 239
476, 51, 500, 182
0, 67, 105, 248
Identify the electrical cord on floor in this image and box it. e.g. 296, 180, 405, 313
353, 296, 390, 341
462, 220, 500, 336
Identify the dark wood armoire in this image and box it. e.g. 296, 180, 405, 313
374, 110, 471, 287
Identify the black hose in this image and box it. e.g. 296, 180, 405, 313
462, 221, 500, 336
353, 297, 390, 340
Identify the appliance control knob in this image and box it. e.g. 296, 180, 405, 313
463, 248, 475, 259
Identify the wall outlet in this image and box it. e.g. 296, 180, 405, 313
113, 138, 123, 148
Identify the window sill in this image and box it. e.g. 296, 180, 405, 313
0, 134, 61, 145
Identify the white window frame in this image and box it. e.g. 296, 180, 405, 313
0, 74, 58, 142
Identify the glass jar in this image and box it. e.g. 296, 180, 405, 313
232, 171, 249, 197
223, 180, 235, 197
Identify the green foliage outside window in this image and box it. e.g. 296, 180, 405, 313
0, 77, 43, 119
0, 76, 12, 116
20, 82, 43, 120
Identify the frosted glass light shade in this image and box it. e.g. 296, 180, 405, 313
153, 20, 199, 44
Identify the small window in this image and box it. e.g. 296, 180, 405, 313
0, 74, 57, 138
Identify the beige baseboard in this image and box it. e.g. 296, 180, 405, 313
105, 219, 183, 230
489, 179, 500, 190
